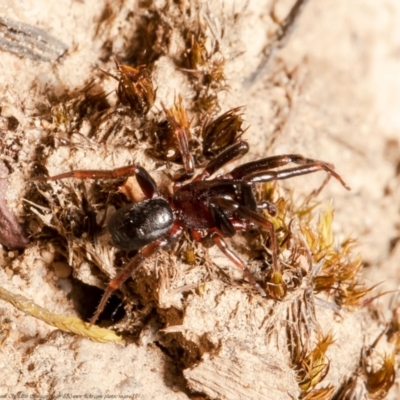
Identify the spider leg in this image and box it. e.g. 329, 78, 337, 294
229, 154, 350, 190
193, 195, 267, 296
209, 200, 236, 237
243, 164, 349, 190
192, 224, 265, 296
240, 182, 277, 215
208, 231, 266, 296
257, 200, 277, 216
195, 140, 249, 181
90, 238, 165, 326
43, 164, 159, 199
213, 197, 279, 273
90, 221, 183, 326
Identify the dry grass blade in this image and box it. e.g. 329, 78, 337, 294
301, 385, 335, 400
0, 286, 121, 343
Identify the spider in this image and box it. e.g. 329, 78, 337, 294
43, 139, 349, 326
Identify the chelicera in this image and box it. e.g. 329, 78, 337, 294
44, 139, 349, 326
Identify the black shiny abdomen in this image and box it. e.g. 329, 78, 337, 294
107, 198, 174, 251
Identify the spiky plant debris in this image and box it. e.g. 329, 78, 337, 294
48, 81, 110, 135
365, 350, 396, 399
297, 333, 334, 393
252, 183, 397, 397
301, 385, 335, 400
181, 31, 225, 87
104, 59, 155, 116
367, 354, 396, 399
177, 20, 227, 113
201, 106, 245, 158
298, 204, 372, 308
161, 95, 194, 177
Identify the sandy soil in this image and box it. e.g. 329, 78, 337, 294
0, 0, 400, 399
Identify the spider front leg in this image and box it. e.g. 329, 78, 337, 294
195, 140, 249, 181
43, 164, 159, 199
229, 154, 350, 190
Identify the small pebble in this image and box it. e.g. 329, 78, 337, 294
41, 249, 55, 264
52, 261, 72, 278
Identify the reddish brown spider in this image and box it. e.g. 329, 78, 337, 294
44, 139, 349, 326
